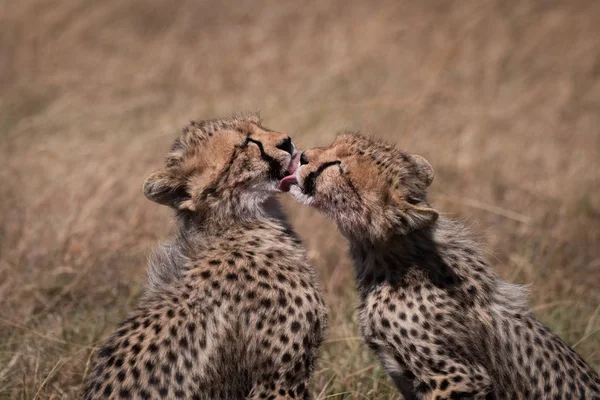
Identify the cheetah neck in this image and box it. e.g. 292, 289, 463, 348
347, 215, 498, 300
177, 193, 285, 232
146, 197, 291, 293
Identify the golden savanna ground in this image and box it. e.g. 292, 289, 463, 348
1, 1, 599, 398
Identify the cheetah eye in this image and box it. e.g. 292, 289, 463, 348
406, 196, 420, 205
303, 160, 342, 196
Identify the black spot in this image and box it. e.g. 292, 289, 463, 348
131, 343, 142, 355
291, 321, 301, 332
440, 379, 449, 390
258, 269, 269, 277
170, 325, 178, 337
226, 273, 238, 281
148, 375, 159, 386
544, 384, 552, 393
179, 337, 188, 348
144, 359, 155, 372
258, 282, 271, 290
305, 311, 314, 322
293, 296, 303, 306
278, 296, 288, 307
526, 346, 533, 357
555, 376, 563, 387
200, 270, 211, 279
261, 298, 272, 308
103, 384, 113, 396
187, 322, 196, 334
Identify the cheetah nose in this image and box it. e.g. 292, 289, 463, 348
300, 152, 309, 166
276, 136, 294, 155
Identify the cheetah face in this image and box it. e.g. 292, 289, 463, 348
143, 114, 299, 214
285, 133, 438, 241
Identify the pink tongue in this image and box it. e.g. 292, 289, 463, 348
279, 175, 298, 192
288, 153, 300, 173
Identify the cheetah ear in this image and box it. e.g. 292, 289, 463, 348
401, 203, 439, 233
412, 154, 434, 187
392, 200, 439, 235
143, 169, 191, 208
389, 154, 437, 233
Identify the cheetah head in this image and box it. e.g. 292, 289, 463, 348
143, 114, 299, 220
284, 132, 438, 241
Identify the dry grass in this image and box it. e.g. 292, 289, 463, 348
1, 0, 599, 398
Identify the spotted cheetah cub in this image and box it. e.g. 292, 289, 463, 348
284, 133, 600, 399
84, 115, 327, 400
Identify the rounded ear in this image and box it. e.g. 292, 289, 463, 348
412, 154, 434, 187
143, 169, 190, 208
396, 202, 439, 234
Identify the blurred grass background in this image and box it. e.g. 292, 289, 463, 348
1, 0, 599, 398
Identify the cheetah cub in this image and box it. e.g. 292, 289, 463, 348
284, 133, 600, 399
84, 115, 327, 400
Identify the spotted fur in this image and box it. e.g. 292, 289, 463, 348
290, 132, 600, 399
84, 115, 327, 400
